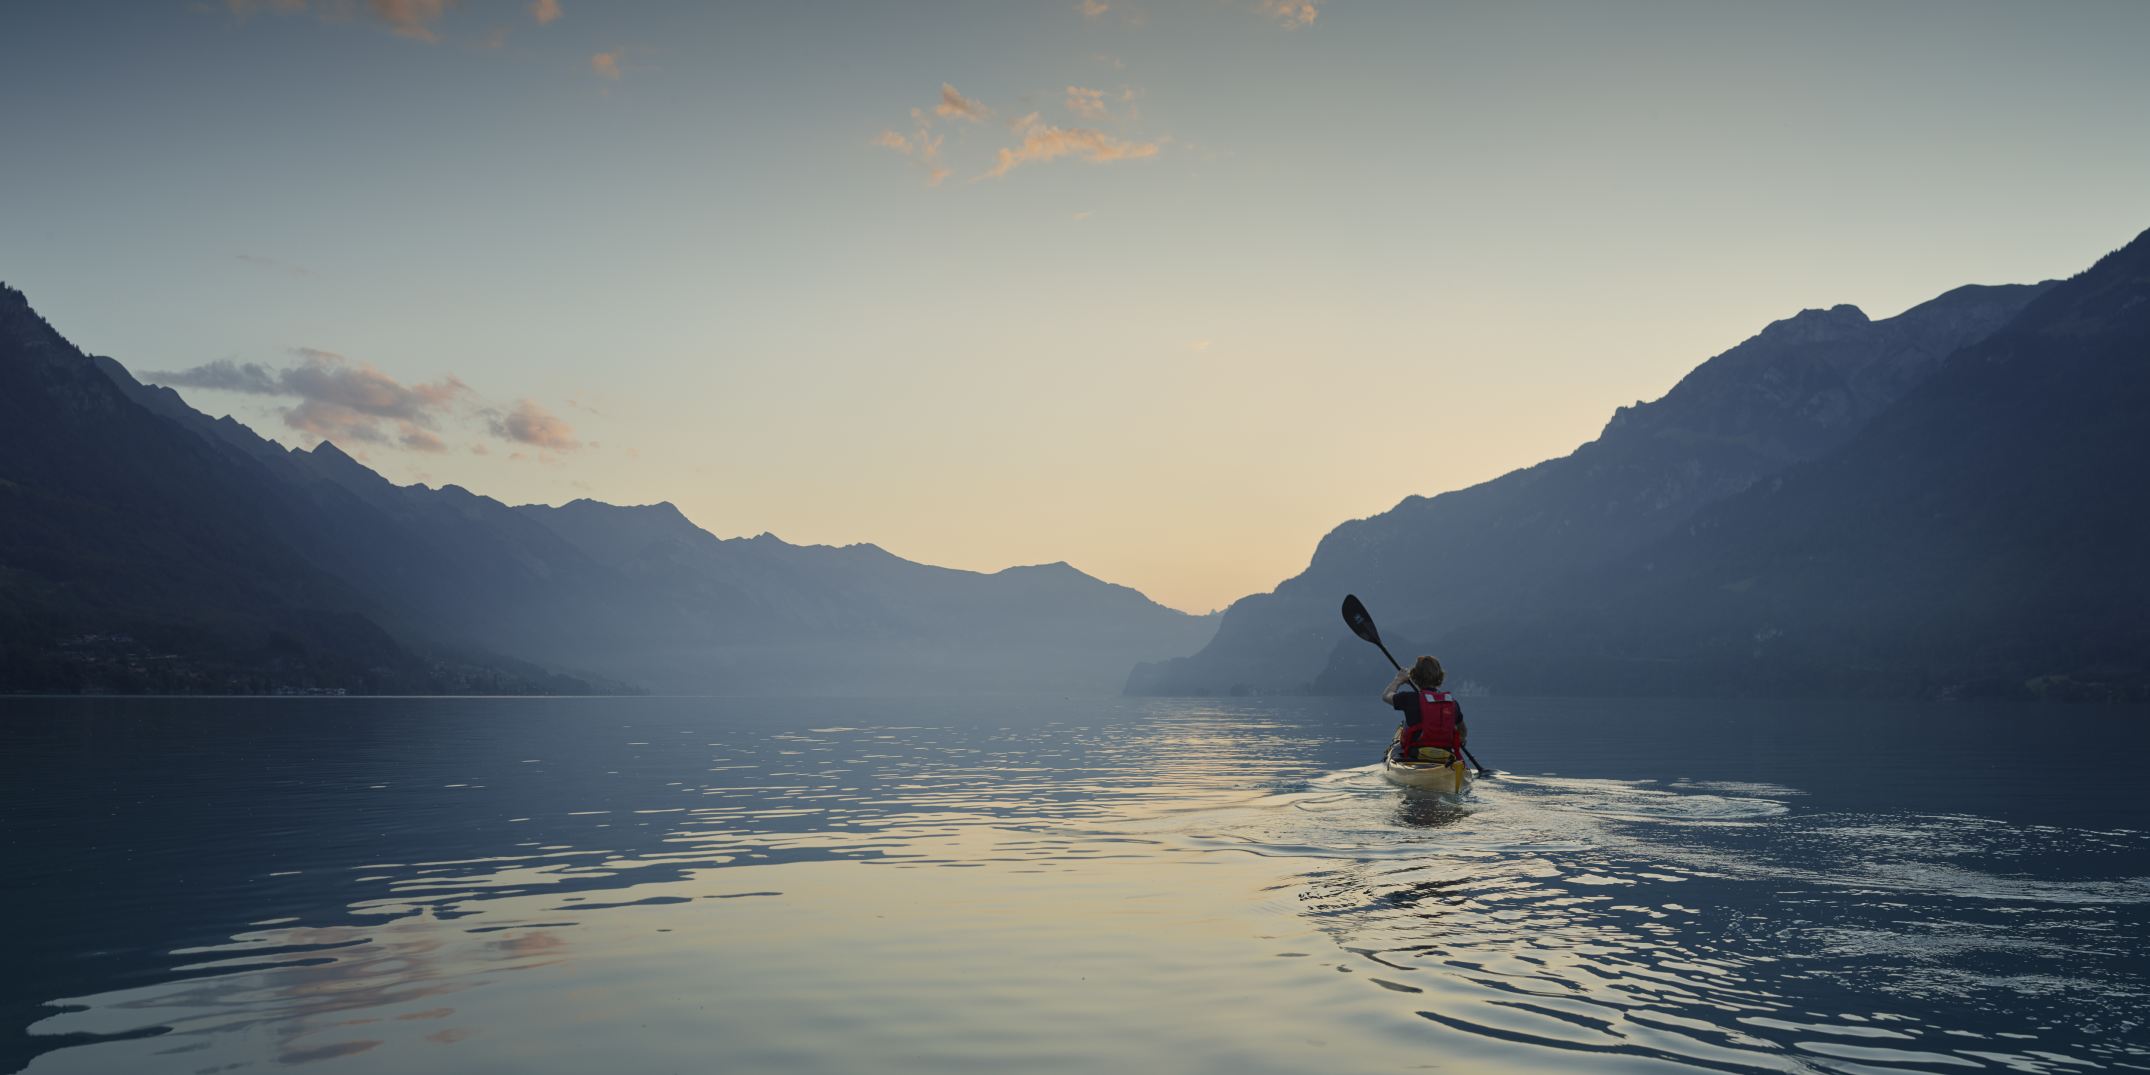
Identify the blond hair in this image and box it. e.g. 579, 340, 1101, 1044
1410, 655, 1445, 688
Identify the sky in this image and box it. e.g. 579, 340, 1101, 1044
4, 1, 2148, 613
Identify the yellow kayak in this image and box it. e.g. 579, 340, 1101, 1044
1382, 754, 1473, 794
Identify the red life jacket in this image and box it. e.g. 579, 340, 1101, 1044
1400, 689, 1464, 753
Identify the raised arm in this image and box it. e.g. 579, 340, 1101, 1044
1381, 668, 1414, 706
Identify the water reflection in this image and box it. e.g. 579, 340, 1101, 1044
1198, 768, 2150, 1072
3, 696, 2147, 1074
1389, 790, 1474, 830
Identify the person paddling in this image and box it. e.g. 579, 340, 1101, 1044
1384, 655, 1467, 765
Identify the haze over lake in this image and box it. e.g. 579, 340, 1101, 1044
7, 3, 2150, 1073
8, 695, 2147, 1074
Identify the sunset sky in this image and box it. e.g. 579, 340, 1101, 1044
5, 0, 2147, 612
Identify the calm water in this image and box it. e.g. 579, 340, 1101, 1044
4, 695, 2148, 1074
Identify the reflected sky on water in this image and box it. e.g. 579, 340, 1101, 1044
4, 695, 2147, 1073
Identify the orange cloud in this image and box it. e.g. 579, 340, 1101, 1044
223, 0, 453, 42
1260, 0, 1320, 26
285, 399, 391, 443
369, 0, 452, 40
399, 424, 448, 452
935, 84, 989, 123
277, 349, 470, 430
1066, 86, 1107, 120
983, 114, 1160, 178
884, 84, 1158, 185
873, 117, 949, 186
488, 399, 581, 451
591, 50, 621, 79
1078, 0, 1109, 16
531, 0, 561, 26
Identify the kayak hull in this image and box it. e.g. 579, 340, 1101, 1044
1382, 755, 1472, 795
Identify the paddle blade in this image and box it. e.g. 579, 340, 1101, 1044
1341, 593, 1382, 645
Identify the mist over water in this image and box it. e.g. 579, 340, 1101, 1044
4, 696, 2147, 1074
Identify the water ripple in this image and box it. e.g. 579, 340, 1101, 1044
6, 696, 2148, 1074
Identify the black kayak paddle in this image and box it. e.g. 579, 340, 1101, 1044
1341, 593, 1402, 671
1340, 593, 1493, 776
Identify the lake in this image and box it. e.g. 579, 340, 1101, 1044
4, 695, 2147, 1073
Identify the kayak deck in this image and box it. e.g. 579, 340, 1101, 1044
1382, 755, 1473, 795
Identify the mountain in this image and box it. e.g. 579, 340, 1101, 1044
0, 285, 586, 693
82, 349, 659, 686
1127, 275, 2057, 696
515, 499, 1219, 694
1, 287, 1215, 694
1433, 228, 2150, 701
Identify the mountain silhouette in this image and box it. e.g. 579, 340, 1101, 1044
15, 221, 2138, 702
0, 286, 537, 692
1425, 227, 2150, 700
516, 499, 1217, 693
1128, 261, 2071, 697
0, 289, 1215, 694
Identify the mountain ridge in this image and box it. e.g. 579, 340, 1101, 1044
1, 284, 580, 693
1, 293, 1215, 695
1128, 272, 2059, 696
1418, 228, 2150, 700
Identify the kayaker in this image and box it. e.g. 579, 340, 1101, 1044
1385, 655, 1466, 763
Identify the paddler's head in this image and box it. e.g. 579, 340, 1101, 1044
1410, 655, 1445, 688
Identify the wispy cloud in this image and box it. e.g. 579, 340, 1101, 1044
984, 113, 1160, 179
1065, 86, 1108, 120
143, 348, 586, 456
1078, 0, 1109, 17
1260, 0, 1321, 26
882, 84, 1161, 185
149, 358, 282, 395
370, 0, 453, 40
591, 49, 622, 79
486, 399, 581, 451
223, 0, 454, 43
531, 0, 561, 26
935, 84, 990, 123
282, 399, 390, 443
873, 110, 950, 185
399, 424, 448, 452
151, 346, 467, 431
278, 347, 468, 423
